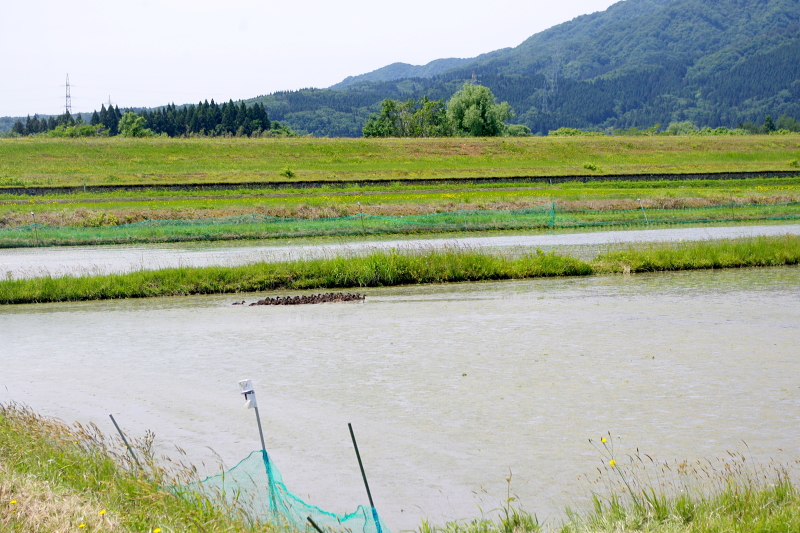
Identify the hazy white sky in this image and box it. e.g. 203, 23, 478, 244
1, 0, 619, 117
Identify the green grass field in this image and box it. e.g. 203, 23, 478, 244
1, 136, 799, 187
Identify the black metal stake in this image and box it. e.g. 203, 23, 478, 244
109, 414, 143, 470
348, 423, 374, 508
348, 423, 383, 533
307, 516, 325, 533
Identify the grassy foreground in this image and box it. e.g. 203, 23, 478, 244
2, 405, 798, 533
0, 405, 276, 533
1, 235, 799, 304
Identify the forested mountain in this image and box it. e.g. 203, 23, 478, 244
246, 0, 800, 135
329, 57, 477, 89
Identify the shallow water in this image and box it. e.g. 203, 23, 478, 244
1, 267, 799, 529
2, 223, 799, 279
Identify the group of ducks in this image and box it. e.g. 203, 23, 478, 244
232, 292, 366, 306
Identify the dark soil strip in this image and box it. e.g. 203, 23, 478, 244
3, 170, 800, 196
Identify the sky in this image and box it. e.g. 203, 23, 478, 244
1, 0, 619, 118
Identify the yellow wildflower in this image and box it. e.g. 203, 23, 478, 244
601, 437, 607, 443
154, 528, 162, 533
609, 459, 616, 466
79, 525, 86, 528
99, 509, 106, 515
10, 500, 17, 504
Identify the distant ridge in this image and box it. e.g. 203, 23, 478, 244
329, 57, 475, 89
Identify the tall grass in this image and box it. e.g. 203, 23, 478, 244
1, 236, 799, 304
593, 234, 800, 272
0, 249, 592, 304
0, 404, 279, 532
419, 437, 800, 533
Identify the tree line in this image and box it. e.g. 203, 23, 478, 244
363, 83, 528, 137
8, 99, 294, 138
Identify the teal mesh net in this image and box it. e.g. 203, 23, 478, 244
188, 449, 388, 533
2, 201, 800, 247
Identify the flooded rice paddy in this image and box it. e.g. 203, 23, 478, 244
2, 265, 799, 529
2, 223, 800, 280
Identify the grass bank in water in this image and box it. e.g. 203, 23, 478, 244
2, 405, 798, 532
1, 235, 799, 304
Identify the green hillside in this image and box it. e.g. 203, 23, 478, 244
329, 57, 477, 89
247, 0, 800, 136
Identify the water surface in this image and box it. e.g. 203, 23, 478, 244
1, 267, 799, 529
2, 223, 798, 279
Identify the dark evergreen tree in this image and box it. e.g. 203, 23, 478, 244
27, 115, 41, 134
221, 100, 236, 133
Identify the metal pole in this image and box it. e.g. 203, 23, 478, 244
253, 406, 267, 452
30, 212, 39, 246
307, 516, 325, 533
348, 423, 382, 533
358, 202, 365, 234
109, 414, 143, 470
348, 423, 374, 508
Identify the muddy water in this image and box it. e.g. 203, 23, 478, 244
1, 267, 799, 529
2, 223, 799, 279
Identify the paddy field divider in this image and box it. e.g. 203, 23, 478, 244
1, 235, 799, 304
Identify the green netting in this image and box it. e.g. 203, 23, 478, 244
2, 201, 800, 247
186, 449, 387, 533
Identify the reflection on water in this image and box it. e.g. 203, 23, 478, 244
1, 267, 799, 529
2, 223, 799, 279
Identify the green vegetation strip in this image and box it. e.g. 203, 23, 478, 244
2, 236, 799, 305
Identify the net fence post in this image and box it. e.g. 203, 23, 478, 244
348, 423, 383, 533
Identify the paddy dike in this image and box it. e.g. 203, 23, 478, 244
2, 170, 800, 196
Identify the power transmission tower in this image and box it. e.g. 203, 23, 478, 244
65, 74, 72, 115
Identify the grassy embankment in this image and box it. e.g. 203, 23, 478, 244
2, 235, 798, 304
2, 405, 798, 533
1, 136, 799, 187
1, 136, 799, 245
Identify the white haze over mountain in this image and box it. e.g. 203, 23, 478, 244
1, 0, 617, 117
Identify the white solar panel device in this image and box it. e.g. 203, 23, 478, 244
239, 379, 258, 409
239, 378, 266, 451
